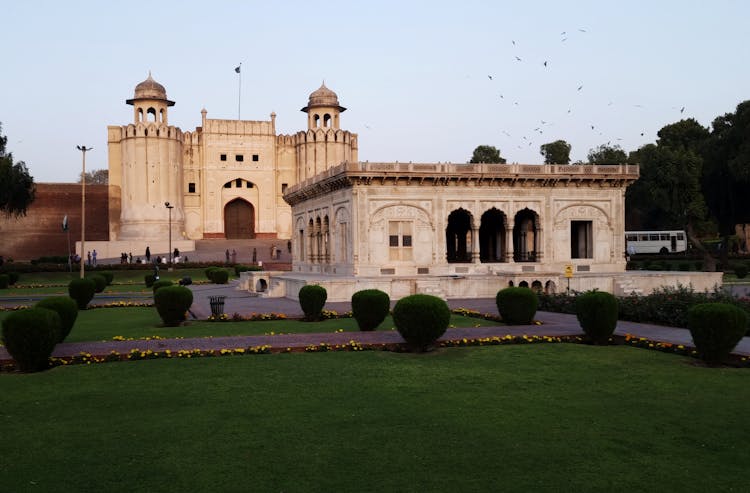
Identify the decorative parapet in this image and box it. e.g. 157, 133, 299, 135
284, 162, 639, 206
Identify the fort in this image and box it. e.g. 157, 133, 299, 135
0, 75, 722, 298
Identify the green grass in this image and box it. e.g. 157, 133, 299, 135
1, 344, 748, 492
0, 307, 498, 342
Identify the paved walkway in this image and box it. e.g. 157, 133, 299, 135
2, 280, 749, 362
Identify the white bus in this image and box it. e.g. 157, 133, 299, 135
625, 230, 687, 254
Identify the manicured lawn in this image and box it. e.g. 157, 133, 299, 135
1, 344, 748, 492
0, 307, 498, 342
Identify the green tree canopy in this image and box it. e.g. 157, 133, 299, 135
78, 169, 108, 185
539, 140, 571, 164
470, 145, 506, 164
587, 144, 627, 164
702, 100, 750, 258
0, 124, 35, 217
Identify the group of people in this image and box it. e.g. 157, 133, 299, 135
225, 249, 237, 264
86, 250, 98, 266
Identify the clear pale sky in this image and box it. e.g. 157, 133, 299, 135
2, 0, 749, 182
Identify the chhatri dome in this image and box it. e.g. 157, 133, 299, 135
126, 72, 175, 106
301, 82, 346, 113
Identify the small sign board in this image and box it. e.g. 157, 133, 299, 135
564, 264, 574, 278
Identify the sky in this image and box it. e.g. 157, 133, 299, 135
1, 0, 749, 183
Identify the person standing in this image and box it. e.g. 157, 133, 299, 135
87, 251, 91, 266
252, 247, 257, 264
92, 249, 98, 266
128, 252, 133, 264
225, 249, 230, 263
231, 249, 237, 264
145, 246, 151, 263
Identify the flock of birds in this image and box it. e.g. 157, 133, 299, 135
481, 29, 687, 160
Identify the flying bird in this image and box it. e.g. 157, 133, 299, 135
512, 40, 516, 46
515, 56, 522, 61
591, 125, 595, 130
488, 75, 493, 80
640, 132, 645, 136
560, 31, 566, 36
577, 85, 583, 91
578, 28, 587, 32
543, 61, 548, 67
680, 106, 685, 113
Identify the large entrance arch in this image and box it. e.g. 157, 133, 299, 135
224, 199, 255, 239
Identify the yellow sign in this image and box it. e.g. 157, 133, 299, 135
564, 264, 574, 278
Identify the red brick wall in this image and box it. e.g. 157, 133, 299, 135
0, 183, 109, 261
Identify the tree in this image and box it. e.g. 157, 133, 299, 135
470, 145, 506, 164
539, 140, 571, 164
587, 144, 627, 164
703, 101, 750, 263
78, 169, 108, 185
625, 119, 715, 269
0, 124, 35, 217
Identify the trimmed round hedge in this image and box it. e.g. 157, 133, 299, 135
68, 278, 96, 310
205, 266, 220, 281
211, 268, 230, 284
2, 307, 61, 372
351, 289, 390, 331
392, 294, 450, 351
35, 296, 78, 342
87, 274, 107, 293
99, 271, 114, 285
152, 279, 174, 293
688, 302, 748, 364
299, 285, 327, 321
575, 290, 619, 344
154, 286, 194, 327
495, 287, 538, 325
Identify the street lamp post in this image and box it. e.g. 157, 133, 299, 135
77, 145, 92, 279
165, 202, 174, 271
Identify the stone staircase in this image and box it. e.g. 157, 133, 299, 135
184, 239, 292, 270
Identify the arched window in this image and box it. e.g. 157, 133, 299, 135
137, 108, 144, 122
313, 114, 320, 128
324, 114, 331, 128
147, 107, 156, 122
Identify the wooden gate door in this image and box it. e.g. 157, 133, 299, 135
224, 199, 255, 239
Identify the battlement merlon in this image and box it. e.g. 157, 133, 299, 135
283, 162, 640, 205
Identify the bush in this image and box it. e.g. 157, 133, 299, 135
35, 296, 78, 342
68, 278, 96, 310
299, 285, 327, 321
205, 266, 220, 281
576, 291, 619, 344
87, 274, 107, 293
211, 268, 230, 284
0, 274, 8, 289
234, 264, 262, 276
0, 270, 19, 285
99, 271, 114, 285
688, 303, 748, 364
152, 279, 173, 293
392, 294, 450, 351
144, 274, 156, 287
1, 308, 61, 372
154, 286, 194, 327
734, 264, 748, 279
495, 287, 538, 325
351, 289, 390, 331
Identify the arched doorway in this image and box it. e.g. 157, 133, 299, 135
446, 208, 473, 262
479, 208, 507, 262
224, 199, 255, 239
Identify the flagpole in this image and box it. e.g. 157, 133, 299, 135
236, 63, 242, 120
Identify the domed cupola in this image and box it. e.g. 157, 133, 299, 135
301, 83, 346, 113
301, 82, 345, 130
127, 72, 175, 107
126, 72, 174, 124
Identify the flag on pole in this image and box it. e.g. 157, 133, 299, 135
234, 65, 241, 74
62, 215, 68, 231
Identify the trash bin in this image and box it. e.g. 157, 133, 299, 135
209, 295, 226, 317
